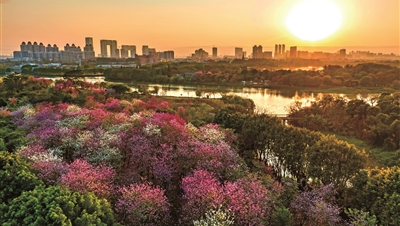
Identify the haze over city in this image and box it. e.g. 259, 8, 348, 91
1, 0, 399, 57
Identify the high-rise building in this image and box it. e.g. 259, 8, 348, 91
142, 45, 149, 55
212, 47, 217, 58
290, 46, 297, 58
278, 45, 282, 57
274, 44, 279, 58
15, 41, 62, 61
193, 48, 209, 59
263, 51, 273, 59
339, 49, 346, 58
121, 45, 136, 58
83, 37, 95, 60
298, 51, 309, 58
274, 44, 286, 58
164, 51, 174, 60
100, 40, 118, 58
252, 45, 263, 59
235, 47, 243, 59
85, 37, 93, 46
148, 48, 157, 63
158, 50, 175, 61
61, 43, 82, 61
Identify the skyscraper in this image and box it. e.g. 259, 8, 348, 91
83, 37, 95, 60
212, 47, 217, 58
339, 49, 346, 58
290, 46, 297, 58
252, 45, 262, 59
142, 45, 149, 55
235, 47, 243, 59
274, 44, 279, 58
100, 40, 118, 58
121, 45, 136, 58
85, 37, 93, 46
274, 44, 286, 58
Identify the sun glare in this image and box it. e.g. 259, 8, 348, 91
286, 0, 342, 41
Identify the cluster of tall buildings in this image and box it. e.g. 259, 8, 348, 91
192, 47, 246, 60
192, 48, 209, 59
13, 37, 398, 63
14, 42, 61, 61
235, 47, 244, 59
273, 44, 347, 60
13, 38, 96, 62
13, 37, 174, 63
252, 45, 273, 59
99, 40, 174, 63
274, 44, 286, 59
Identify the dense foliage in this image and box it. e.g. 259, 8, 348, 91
0, 151, 42, 204
101, 62, 400, 89
1, 75, 398, 225
0, 185, 118, 226
346, 167, 400, 226
288, 93, 400, 168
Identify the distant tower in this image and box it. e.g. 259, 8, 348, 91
100, 40, 118, 58
281, 44, 285, 56
290, 46, 297, 58
212, 47, 217, 58
121, 45, 136, 58
339, 49, 346, 58
278, 45, 282, 57
142, 45, 149, 55
274, 44, 279, 58
235, 47, 243, 59
85, 37, 93, 46
253, 45, 262, 59
84, 37, 95, 60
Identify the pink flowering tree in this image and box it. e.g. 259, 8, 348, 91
115, 182, 171, 226
18, 144, 68, 185
180, 170, 224, 225
177, 139, 247, 181
223, 177, 273, 226
61, 159, 116, 199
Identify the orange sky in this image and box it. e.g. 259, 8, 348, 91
1, 0, 399, 57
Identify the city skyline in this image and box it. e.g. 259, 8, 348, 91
1, 0, 399, 56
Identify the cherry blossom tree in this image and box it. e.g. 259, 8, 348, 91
115, 182, 171, 226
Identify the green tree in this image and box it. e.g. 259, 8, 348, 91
21, 65, 33, 74
0, 151, 42, 204
347, 167, 400, 225
0, 116, 27, 151
1, 185, 119, 226
306, 135, 367, 188
359, 76, 374, 87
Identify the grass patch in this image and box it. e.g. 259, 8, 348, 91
323, 132, 400, 168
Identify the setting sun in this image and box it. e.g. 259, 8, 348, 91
286, 0, 342, 41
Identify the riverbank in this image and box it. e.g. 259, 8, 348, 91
135, 82, 398, 95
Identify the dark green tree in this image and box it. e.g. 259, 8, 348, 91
0, 151, 42, 204
1, 185, 119, 226
346, 167, 400, 225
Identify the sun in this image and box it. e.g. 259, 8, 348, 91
286, 0, 342, 41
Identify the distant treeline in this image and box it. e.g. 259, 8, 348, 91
14, 60, 400, 88
101, 62, 400, 88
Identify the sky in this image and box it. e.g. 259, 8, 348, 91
1, 0, 399, 57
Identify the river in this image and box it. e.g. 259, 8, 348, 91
45, 76, 328, 115
142, 84, 323, 115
